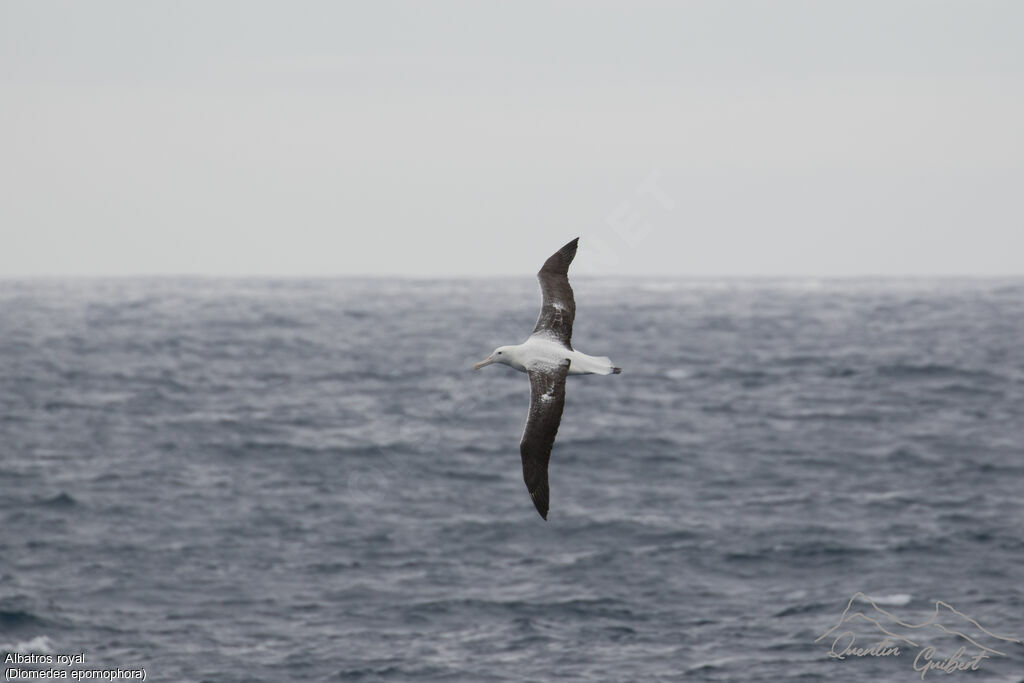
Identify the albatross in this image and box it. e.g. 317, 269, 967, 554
474, 238, 621, 520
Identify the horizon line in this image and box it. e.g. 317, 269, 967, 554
3, 272, 1024, 281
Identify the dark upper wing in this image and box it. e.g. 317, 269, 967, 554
519, 359, 571, 520
531, 238, 578, 349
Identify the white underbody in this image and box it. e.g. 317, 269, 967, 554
505, 335, 617, 375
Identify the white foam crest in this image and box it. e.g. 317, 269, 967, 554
2, 635, 56, 653
871, 593, 913, 606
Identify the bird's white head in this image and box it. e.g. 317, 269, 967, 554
473, 345, 514, 371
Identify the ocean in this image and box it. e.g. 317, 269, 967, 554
1, 277, 1023, 682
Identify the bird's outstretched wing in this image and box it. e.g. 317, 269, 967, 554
531, 238, 578, 349
520, 359, 571, 520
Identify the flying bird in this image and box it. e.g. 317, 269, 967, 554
474, 238, 621, 520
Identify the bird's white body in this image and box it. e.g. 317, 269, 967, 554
491, 335, 618, 376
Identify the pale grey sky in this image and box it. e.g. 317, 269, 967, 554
1, 1, 1022, 276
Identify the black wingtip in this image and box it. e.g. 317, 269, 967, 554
559, 238, 579, 257
540, 239, 580, 276
530, 487, 549, 520
612, 367, 622, 374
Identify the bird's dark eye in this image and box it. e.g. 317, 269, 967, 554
497, 352, 502, 355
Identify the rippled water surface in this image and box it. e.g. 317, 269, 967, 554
2, 278, 1024, 681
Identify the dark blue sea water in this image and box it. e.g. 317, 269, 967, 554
2, 278, 1023, 682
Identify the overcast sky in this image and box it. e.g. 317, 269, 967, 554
2, 1, 1022, 277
